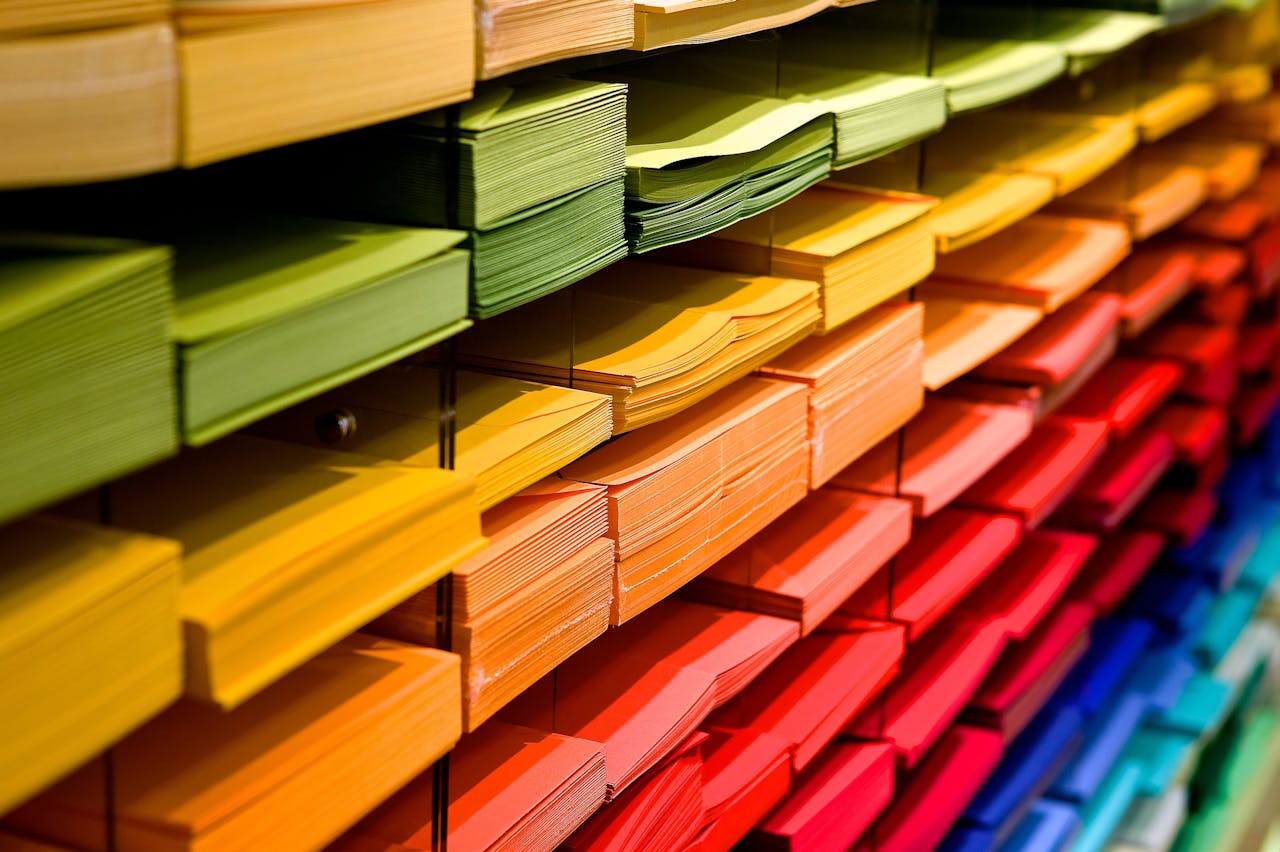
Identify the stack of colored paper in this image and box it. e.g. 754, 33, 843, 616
921, 214, 1132, 310
708, 616, 907, 771
459, 262, 819, 432
662, 184, 936, 333
0, 516, 182, 814
1200, 92, 1280, 144
502, 598, 798, 797
844, 545, 1076, 770
257, 365, 612, 511
1061, 428, 1176, 530
171, 214, 471, 445
759, 301, 925, 486
607, 40, 947, 168
375, 478, 613, 731
0, 0, 168, 35
563, 735, 706, 850
960, 417, 1112, 528
615, 78, 833, 252
1098, 243, 1197, 337
630, 0, 830, 50
747, 742, 896, 849
336, 722, 607, 852
690, 728, 793, 850
6, 634, 462, 852
843, 508, 1024, 643
560, 378, 810, 623
475, 0, 631, 77
926, 110, 1137, 195
972, 292, 1122, 388
1136, 322, 1239, 405
922, 168, 1057, 253
687, 489, 913, 634
940, 6, 1160, 74
930, 36, 1068, 113
919, 295, 1043, 389
954, 290, 1121, 418
247, 79, 629, 318
0, 234, 177, 524
1058, 357, 1184, 436
0, 22, 178, 188
174, 0, 474, 166
103, 434, 483, 708
832, 396, 1035, 516
1051, 157, 1209, 240
1043, 79, 1218, 143
867, 724, 1007, 851
1144, 137, 1266, 201
778, 64, 946, 167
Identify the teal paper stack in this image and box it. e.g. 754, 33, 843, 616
174, 214, 470, 445
0, 234, 177, 523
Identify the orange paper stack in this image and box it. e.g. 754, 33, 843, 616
336, 722, 608, 852
7, 634, 462, 852
374, 478, 614, 731
921, 214, 1132, 311
831, 396, 1034, 516
1050, 157, 1209, 240
560, 378, 810, 624
759, 302, 924, 487
686, 489, 913, 635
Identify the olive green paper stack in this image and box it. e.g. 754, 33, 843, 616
0, 233, 177, 523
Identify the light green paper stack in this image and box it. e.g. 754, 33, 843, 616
0, 234, 177, 523
236, 78, 628, 319
174, 215, 471, 445
784, 66, 947, 167
619, 77, 834, 253
932, 36, 1069, 114
941, 6, 1161, 74
606, 44, 946, 169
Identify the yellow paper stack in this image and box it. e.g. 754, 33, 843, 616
0, 0, 168, 35
257, 365, 613, 511
104, 434, 483, 709
6, 634, 461, 852
459, 262, 820, 433
375, 478, 615, 731
760, 302, 925, 487
0, 516, 182, 814
476, 0, 631, 78
927, 109, 1137, 196
1050, 156, 1209, 239
662, 184, 937, 333
630, 0, 830, 51
0, 13, 178, 188
175, 0, 473, 166
922, 168, 1057, 254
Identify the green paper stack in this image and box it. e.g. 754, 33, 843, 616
174, 214, 470, 445
932, 36, 1069, 114
941, 6, 1161, 75
0, 234, 177, 523
232, 78, 629, 319
618, 77, 834, 253
607, 42, 946, 169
